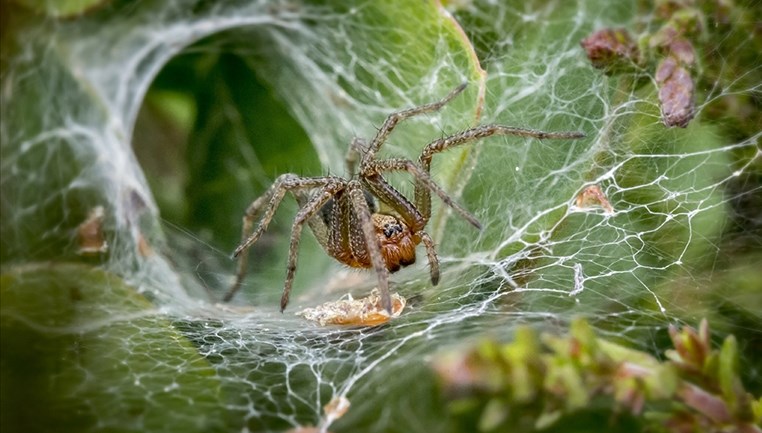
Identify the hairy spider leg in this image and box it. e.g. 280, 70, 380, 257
345, 137, 367, 179
226, 83, 587, 312
361, 82, 468, 165
419, 232, 440, 285
360, 172, 442, 286
363, 158, 481, 229
279, 181, 345, 312
362, 157, 490, 286
346, 182, 392, 313
225, 174, 343, 302
414, 125, 587, 223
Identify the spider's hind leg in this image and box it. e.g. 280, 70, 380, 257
279, 182, 344, 312
225, 174, 342, 303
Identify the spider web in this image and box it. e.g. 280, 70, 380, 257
1, 0, 760, 432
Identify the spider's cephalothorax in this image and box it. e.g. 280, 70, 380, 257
371, 214, 419, 272
317, 190, 420, 272
224, 83, 585, 313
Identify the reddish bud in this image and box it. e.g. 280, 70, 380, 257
581, 28, 639, 72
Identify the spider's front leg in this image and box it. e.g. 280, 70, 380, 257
364, 159, 481, 229
413, 125, 586, 223
346, 181, 393, 313
361, 83, 467, 164
359, 164, 479, 287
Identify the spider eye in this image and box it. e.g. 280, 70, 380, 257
383, 222, 403, 238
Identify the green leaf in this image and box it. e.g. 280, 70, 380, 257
0, 263, 231, 433
718, 335, 740, 410
11, 0, 108, 18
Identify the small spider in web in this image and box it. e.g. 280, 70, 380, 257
224, 83, 584, 313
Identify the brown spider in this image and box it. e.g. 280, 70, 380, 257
224, 83, 584, 313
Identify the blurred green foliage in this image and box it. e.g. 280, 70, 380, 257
1, 264, 233, 433
1, 0, 760, 432
434, 319, 762, 433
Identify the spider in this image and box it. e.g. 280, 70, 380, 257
224, 83, 584, 313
